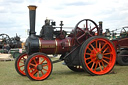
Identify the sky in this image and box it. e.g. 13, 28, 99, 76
0, 0, 128, 41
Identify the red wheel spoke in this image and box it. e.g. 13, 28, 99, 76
87, 58, 96, 65
87, 47, 92, 52
43, 68, 48, 71
29, 67, 35, 71
77, 33, 86, 40
102, 59, 109, 65
90, 27, 96, 32
39, 59, 45, 64
39, 57, 41, 64
41, 70, 44, 75
99, 42, 101, 51
31, 69, 38, 75
43, 64, 48, 67
77, 27, 85, 33
103, 47, 109, 53
91, 62, 95, 69
86, 53, 96, 56
103, 52, 112, 55
101, 61, 105, 69
19, 65, 24, 67
19, 61, 24, 64
98, 62, 102, 71
86, 57, 92, 60
33, 58, 37, 64
101, 43, 107, 50
30, 63, 36, 67
37, 71, 39, 77
90, 44, 98, 53
94, 62, 98, 71
103, 56, 110, 60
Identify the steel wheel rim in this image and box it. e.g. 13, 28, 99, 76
84, 38, 116, 75
27, 55, 52, 80
17, 53, 27, 75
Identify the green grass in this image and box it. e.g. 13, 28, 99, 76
0, 59, 128, 85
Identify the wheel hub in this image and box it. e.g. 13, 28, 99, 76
97, 53, 103, 60
37, 64, 43, 71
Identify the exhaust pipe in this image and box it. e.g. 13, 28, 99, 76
25, 5, 39, 55
28, 5, 37, 36
99, 21, 103, 35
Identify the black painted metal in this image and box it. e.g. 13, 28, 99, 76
99, 21, 103, 35
25, 6, 39, 55
29, 10, 36, 35
25, 36, 39, 55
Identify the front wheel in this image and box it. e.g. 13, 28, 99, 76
25, 52, 53, 81
15, 52, 28, 76
79, 36, 116, 75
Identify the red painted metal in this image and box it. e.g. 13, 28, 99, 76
39, 37, 72, 54
26, 54, 52, 80
74, 19, 99, 44
15, 5, 117, 81
112, 38, 128, 50
16, 53, 27, 76
84, 38, 116, 75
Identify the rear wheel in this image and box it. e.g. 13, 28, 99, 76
25, 52, 53, 81
15, 52, 27, 76
79, 36, 116, 75
117, 50, 128, 66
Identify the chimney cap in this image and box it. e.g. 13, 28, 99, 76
28, 5, 37, 10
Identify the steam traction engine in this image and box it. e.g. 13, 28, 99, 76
105, 27, 128, 66
15, 5, 116, 81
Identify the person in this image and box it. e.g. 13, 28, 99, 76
40, 18, 54, 40
2, 43, 10, 53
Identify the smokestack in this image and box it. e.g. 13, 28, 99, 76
28, 5, 37, 35
99, 21, 103, 35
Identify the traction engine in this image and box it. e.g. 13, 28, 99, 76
15, 5, 116, 81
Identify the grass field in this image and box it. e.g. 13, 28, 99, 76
0, 59, 128, 85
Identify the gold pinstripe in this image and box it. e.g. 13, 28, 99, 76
55, 39, 58, 54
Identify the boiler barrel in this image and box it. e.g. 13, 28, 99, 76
39, 38, 72, 54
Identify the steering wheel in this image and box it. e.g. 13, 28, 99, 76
74, 19, 99, 44
120, 28, 127, 37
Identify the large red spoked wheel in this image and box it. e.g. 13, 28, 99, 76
79, 36, 116, 75
25, 52, 53, 81
74, 19, 99, 44
15, 52, 28, 76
